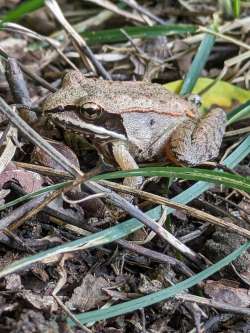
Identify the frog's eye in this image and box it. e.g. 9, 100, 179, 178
187, 94, 201, 107
80, 102, 103, 120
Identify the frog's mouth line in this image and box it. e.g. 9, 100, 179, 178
49, 111, 127, 142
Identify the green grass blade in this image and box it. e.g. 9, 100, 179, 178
0, 181, 70, 212
94, 167, 250, 193
0, 135, 249, 278
233, 0, 241, 17
81, 24, 197, 45
227, 103, 250, 125
0, 218, 141, 279
220, 0, 234, 17
1, 0, 44, 23
227, 99, 250, 121
70, 240, 250, 325
180, 32, 216, 95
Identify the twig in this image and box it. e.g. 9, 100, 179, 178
207, 191, 250, 224
62, 192, 106, 204
0, 47, 56, 93
6, 58, 31, 107
0, 194, 47, 234
52, 9, 114, 41
14, 162, 70, 179
39, 204, 195, 278
117, 239, 194, 277
121, 0, 166, 25
179, 223, 210, 244
53, 255, 92, 333
0, 98, 79, 176
0, 167, 100, 234
100, 180, 250, 239
133, 207, 168, 245
173, 16, 250, 49
177, 293, 250, 316
88, 180, 203, 265
6, 57, 38, 124
224, 126, 250, 137
85, 0, 145, 23
46, 0, 111, 80
19, 63, 57, 93
199, 26, 250, 51
47, 213, 195, 278
2, 22, 78, 71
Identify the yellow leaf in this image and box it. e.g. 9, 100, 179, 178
165, 78, 250, 111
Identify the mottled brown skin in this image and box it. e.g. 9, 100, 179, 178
43, 71, 227, 188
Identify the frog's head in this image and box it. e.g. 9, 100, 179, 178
42, 71, 88, 111
42, 72, 127, 142
46, 107, 127, 142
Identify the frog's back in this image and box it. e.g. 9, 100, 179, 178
83, 80, 196, 161
81, 79, 195, 117
43, 72, 197, 120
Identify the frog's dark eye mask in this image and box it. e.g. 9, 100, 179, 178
48, 110, 127, 142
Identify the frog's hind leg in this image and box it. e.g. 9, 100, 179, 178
166, 108, 227, 166
112, 141, 143, 190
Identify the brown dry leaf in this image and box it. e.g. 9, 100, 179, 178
148, 318, 178, 333
19, 290, 58, 312
204, 280, 250, 307
0, 37, 27, 59
4, 273, 22, 290
204, 217, 250, 276
138, 274, 162, 294
13, 310, 60, 333
21, 8, 57, 35
0, 162, 44, 193
66, 273, 110, 311
30, 264, 50, 283
32, 140, 80, 172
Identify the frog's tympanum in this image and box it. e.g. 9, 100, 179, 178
43, 71, 227, 188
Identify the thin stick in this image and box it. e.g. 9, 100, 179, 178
121, 0, 166, 24
45, 0, 111, 80
177, 293, 250, 316
86, 0, 145, 24
0, 98, 79, 176
100, 180, 250, 240
199, 26, 250, 51
0, 47, 56, 93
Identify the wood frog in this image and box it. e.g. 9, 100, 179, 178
42, 71, 227, 188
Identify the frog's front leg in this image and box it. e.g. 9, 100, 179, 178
166, 108, 227, 165
112, 141, 143, 189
